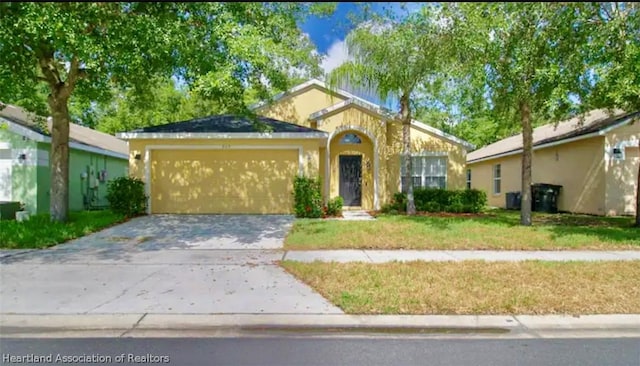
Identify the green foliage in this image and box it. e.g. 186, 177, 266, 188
0, 2, 335, 221
325, 196, 344, 217
0, 211, 126, 249
327, 5, 453, 215
105, 177, 147, 217
577, 3, 640, 112
384, 188, 487, 214
383, 192, 409, 213
293, 176, 323, 218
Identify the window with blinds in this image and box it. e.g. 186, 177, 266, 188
401, 155, 447, 190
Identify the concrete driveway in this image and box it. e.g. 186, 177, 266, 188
0, 215, 342, 315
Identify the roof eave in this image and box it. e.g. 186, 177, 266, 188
467, 112, 639, 163
116, 131, 330, 140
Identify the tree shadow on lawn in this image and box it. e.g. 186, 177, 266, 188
394, 210, 639, 245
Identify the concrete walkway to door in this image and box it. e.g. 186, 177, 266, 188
0, 215, 342, 315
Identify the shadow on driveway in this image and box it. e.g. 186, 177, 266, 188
1, 215, 294, 264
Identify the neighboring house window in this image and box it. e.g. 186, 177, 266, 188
493, 164, 501, 194
466, 169, 471, 190
401, 155, 447, 190
340, 133, 362, 144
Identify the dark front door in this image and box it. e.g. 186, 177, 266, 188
339, 155, 362, 206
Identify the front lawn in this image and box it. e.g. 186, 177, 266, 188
281, 260, 640, 315
0, 210, 128, 249
284, 209, 639, 250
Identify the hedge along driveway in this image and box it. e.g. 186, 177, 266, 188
284, 210, 640, 250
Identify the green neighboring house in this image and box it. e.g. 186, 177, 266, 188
0, 103, 129, 216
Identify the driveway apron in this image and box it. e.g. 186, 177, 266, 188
0, 215, 342, 315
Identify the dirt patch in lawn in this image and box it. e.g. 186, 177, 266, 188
281, 260, 640, 315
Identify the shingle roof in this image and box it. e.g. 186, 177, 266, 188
131, 114, 325, 133
467, 109, 640, 163
0, 103, 128, 157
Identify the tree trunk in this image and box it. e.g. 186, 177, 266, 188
636, 145, 639, 227
400, 94, 415, 215
48, 94, 71, 223
519, 100, 533, 226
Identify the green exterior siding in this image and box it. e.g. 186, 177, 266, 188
0, 127, 128, 215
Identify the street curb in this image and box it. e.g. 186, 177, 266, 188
2, 314, 639, 332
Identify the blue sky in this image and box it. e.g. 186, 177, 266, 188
299, 2, 425, 109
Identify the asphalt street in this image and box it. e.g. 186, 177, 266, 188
1, 336, 639, 366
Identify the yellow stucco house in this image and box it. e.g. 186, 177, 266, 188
116, 79, 474, 214
467, 109, 639, 216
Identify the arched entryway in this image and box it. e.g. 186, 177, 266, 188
326, 126, 378, 210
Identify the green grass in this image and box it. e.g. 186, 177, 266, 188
0, 210, 128, 249
284, 209, 639, 250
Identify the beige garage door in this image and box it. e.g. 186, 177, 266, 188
150, 149, 298, 214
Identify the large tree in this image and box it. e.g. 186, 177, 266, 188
328, 6, 453, 215
440, 3, 595, 225
577, 2, 640, 226
0, 2, 332, 222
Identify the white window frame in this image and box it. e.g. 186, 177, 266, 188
493, 164, 501, 194
401, 152, 448, 190
466, 168, 471, 190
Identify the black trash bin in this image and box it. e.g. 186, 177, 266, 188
531, 183, 562, 213
505, 192, 522, 210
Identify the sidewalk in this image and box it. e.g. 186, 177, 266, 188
282, 249, 640, 263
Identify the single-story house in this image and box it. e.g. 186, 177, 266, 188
116, 78, 474, 214
0, 103, 129, 215
466, 109, 639, 216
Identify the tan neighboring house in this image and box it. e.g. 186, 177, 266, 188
116, 79, 474, 214
467, 109, 640, 216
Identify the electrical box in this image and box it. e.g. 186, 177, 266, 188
98, 170, 108, 182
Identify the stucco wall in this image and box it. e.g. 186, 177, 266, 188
124, 83, 470, 212
259, 86, 347, 127
604, 121, 639, 216
129, 138, 323, 180
468, 136, 607, 215
317, 106, 388, 208
129, 139, 325, 213
308, 105, 467, 208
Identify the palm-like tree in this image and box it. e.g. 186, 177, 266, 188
327, 7, 451, 214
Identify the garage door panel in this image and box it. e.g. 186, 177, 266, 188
151, 149, 298, 214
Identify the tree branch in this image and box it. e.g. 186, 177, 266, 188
60, 56, 82, 99
37, 50, 61, 88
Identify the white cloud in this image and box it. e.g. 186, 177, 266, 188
320, 39, 350, 75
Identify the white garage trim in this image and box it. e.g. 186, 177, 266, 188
143, 144, 304, 214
